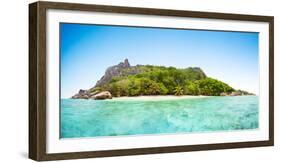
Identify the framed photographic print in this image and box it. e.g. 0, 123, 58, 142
29, 1, 274, 161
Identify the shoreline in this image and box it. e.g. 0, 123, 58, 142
65, 95, 257, 100
111, 95, 208, 101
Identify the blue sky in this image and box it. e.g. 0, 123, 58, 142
60, 23, 259, 98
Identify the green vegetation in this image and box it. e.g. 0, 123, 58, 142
90, 65, 235, 97
174, 85, 184, 96
185, 78, 234, 96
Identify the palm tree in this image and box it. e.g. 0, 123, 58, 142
174, 85, 184, 96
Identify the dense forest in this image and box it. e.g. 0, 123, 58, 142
90, 66, 234, 97
72, 59, 253, 99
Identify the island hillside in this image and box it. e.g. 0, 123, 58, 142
72, 59, 254, 100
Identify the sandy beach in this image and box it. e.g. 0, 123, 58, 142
111, 95, 208, 101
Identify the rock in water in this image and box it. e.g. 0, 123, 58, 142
92, 91, 112, 100
72, 89, 89, 99
220, 92, 228, 96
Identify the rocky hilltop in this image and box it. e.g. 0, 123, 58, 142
95, 59, 137, 87
72, 59, 254, 100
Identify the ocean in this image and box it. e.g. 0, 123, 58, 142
60, 96, 258, 138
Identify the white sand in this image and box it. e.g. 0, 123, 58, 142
111, 95, 207, 101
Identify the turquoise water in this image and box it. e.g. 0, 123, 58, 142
60, 96, 258, 138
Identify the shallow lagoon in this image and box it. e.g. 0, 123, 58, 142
60, 96, 258, 138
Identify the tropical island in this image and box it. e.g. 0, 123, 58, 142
72, 59, 254, 100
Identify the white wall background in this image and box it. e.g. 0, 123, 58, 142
0, 0, 279, 162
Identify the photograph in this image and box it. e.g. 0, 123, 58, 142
60, 23, 259, 139
28, 1, 274, 160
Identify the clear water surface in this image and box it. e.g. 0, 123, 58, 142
60, 96, 258, 138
